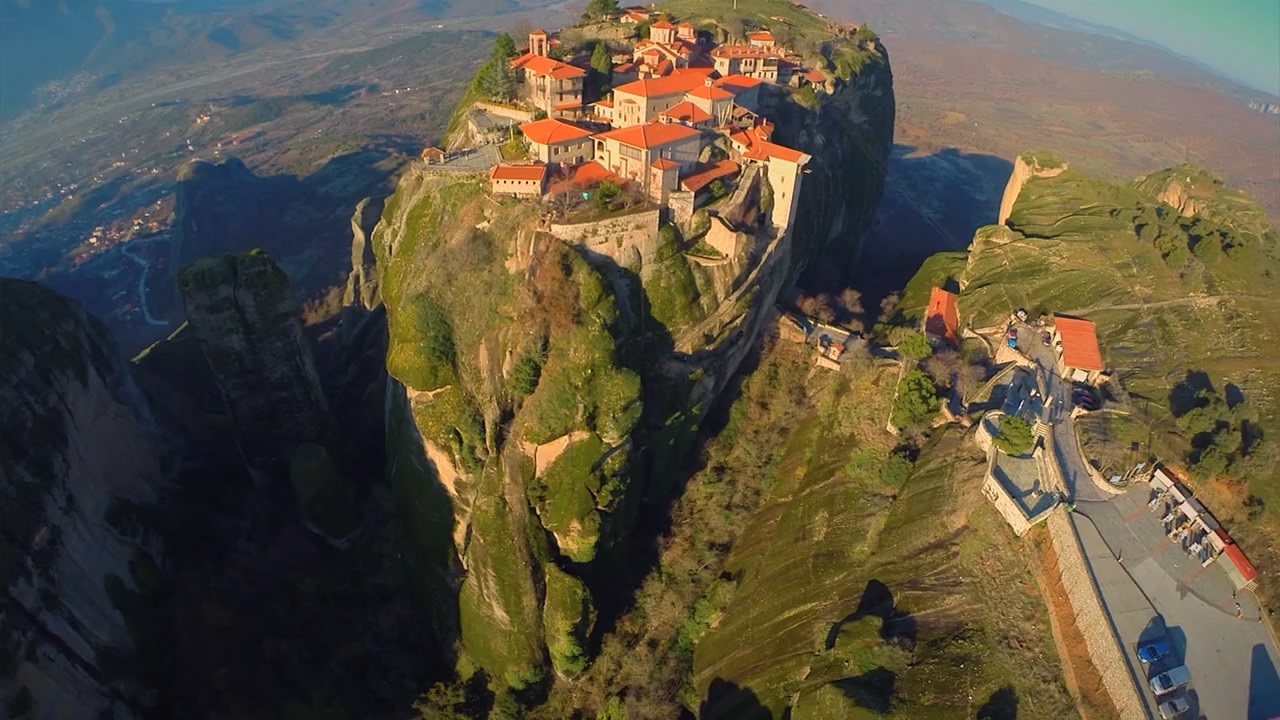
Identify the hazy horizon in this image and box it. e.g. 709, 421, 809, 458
1018, 0, 1280, 96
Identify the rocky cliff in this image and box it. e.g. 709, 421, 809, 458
996, 150, 1068, 225
177, 249, 334, 473
370, 24, 895, 694
1, 279, 166, 720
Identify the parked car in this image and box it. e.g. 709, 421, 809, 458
1072, 391, 1099, 410
1157, 694, 1191, 719
1138, 640, 1171, 664
1007, 327, 1018, 339
1150, 665, 1192, 695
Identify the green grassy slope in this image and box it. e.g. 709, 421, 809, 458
692, 369, 1076, 718
943, 157, 1280, 603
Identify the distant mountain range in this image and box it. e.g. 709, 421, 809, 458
817, 0, 1280, 112
0, 0, 521, 122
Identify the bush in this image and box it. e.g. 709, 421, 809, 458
891, 370, 940, 429
592, 179, 622, 209
896, 331, 933, 360
993, 416, 1034, 456
386, 294, 457, 390
879, 454, 913, 490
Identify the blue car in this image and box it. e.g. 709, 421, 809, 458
1138, 640, 1171, 664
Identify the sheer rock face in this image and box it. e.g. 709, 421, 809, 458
344, 196, 385, 312
177, 250, 333, 471
1, 279, 165, 720
997, 151, 1069, 225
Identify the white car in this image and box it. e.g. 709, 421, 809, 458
1150, 665, 1192, 695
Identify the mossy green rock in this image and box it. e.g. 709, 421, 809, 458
543, 564, 596, 677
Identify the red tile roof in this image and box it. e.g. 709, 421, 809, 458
658, 100, 713, 124
519, 118, 593, 145
715, 74, 764, 89
686, 84, 736, 101
925, 287, 959, 343
747, 31, 775, 41
680, 159, 739, 192
547, 161, 626, 195
1054, 315, 1104, 371
490, 164, 548, 182
530, 28, 548, 36
511, 53, 587, 79
1224, 543, 1258, 581
651, 20, 675, 29
613, 68, 715, 99
803, 69, 826, 83
651, 158, 680, 170
594, 121, 701, 150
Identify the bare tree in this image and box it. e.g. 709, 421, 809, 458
798, 294, 836, 324
510, 18, 532, 44
923, 349, 960, 388
548, 184, 581, 220
955, 362, 985, 400
839, 287, 863, 315
879, 291, 900, 322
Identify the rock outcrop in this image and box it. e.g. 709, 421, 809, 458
343, 196, 384, 312
997, 151, 1069, 225
1, 279, 166, 720
177, 249, 334, 472
374, 22, 896, 692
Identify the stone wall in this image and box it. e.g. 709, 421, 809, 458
473, 102, 535, 124
550, 209, 661, 265
1046, 511, 1150, 720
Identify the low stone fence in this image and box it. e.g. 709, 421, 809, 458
1046, 511, 1150, 719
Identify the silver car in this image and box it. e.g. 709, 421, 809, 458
1157, 694, 1191, 719
1150, 665, 1192, 695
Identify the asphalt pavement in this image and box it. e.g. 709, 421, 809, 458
1005, 320, 1280, 719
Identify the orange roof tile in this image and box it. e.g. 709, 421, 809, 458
594, 121, 701, 150
747, 31, 775, 41
686, 84, 736, 101
652, 158, 680, 170
650, 20, 675, 29
613, 68, 715, 99
519, 118, 593, 145
658, 100, 713, 124
1224, 543, 1258, 581
1054, 315, 1104, 371
803, 69, 826, 83
490, 164, 548, 182
925, 287, 959, 343
511, 53, 586, 79
714, 74, 764, 90
680, 159, 739, 192
547, 161, 626, 195
530, 28, 548, 36
749, 140, 808, 163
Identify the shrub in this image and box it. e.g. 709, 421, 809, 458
896, 331, 933, 360
993, 416, 1034, 456
879, 453, 913, 490
891, 370, 940, 428
709, 179, 728, 199
386, 294, 457, 391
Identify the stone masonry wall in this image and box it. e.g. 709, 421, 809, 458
1046, 511, 1149, 720
550, 209, 661, 265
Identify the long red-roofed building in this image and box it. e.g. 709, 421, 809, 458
924, 287, 960, 345
519, 118, 594, 164
490, 163, 548, 197
1052, 315, 1105, 384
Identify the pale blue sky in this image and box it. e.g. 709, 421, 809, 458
1021, 0, 1280, 96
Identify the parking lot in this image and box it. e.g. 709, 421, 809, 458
1075, 484, 1280, 719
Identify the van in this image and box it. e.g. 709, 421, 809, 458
1150, 665, 1192, 695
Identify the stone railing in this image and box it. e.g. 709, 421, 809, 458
473, 101, 535, 123
1046, 511, 1151, 720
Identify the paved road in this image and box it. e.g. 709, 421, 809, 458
1002, 321, 1280, 719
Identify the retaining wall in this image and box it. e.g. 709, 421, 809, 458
1046, 511, 1151, 720
550, 209, 661, 264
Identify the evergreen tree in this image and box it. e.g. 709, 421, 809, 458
581, 0, 621, 22
494, 32, 519, 60
589, 41, 612, 96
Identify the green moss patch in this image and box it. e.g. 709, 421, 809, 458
543, 564, 596, 677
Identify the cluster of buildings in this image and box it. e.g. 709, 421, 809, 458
485, 22, 834, 234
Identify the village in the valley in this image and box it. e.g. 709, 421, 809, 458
421, 2, 868, 236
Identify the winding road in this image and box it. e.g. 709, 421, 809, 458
120, 240, 168, 327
